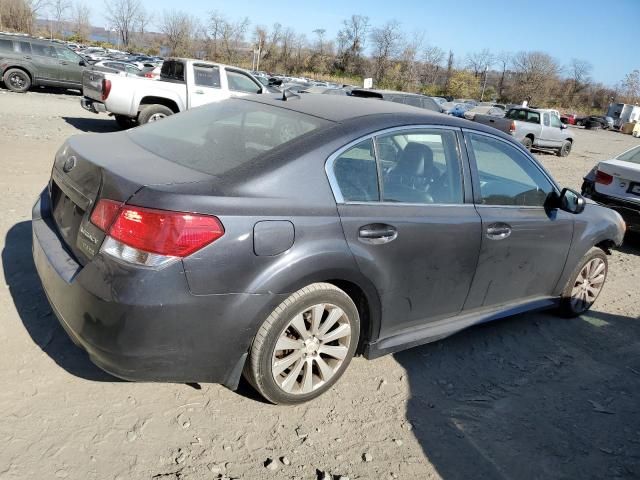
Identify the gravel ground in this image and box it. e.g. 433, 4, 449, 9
1, 88, 640, 480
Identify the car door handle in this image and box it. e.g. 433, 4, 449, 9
358, 224, 397, 245
23, 55, 31, 59
489, 119, 495, 123
194, 90, 204, 94
486, 223, 512, 240
60, 61, 69, 65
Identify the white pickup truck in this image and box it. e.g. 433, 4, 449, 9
81, 58, 266, 127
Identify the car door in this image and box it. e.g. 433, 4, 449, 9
188, 63, 228, 108
548, 113, 566, 146
225, 68, 263, 97
54, 46, 83, 86
329, 127, 482, 338
30, 43, 59, 83
462, 130, 574, 309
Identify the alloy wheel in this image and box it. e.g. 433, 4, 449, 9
570, 257, 606, 313
147, 113, 167, 122
271, 303, 352, 395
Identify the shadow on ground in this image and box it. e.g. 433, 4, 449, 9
2, 221, 116, 381
396, 309, 640, 479
62, 116, 120, 133
0, 84, 82, 96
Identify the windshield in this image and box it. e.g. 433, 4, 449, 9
127, 99, 331, 175
617, 145, 640, 164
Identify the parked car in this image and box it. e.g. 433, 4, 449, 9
582, 144, 640, 231
0, 33, 87, 93
448, 102, 474, 117
33, 94, 624, 404
80, 58, 265, 127
92, 60, 145, 76
561, 113, 578, 125
474, 107, 574, 156
463, 105, 505, 121
350, 89, 443, 113
581, 115, 613, 130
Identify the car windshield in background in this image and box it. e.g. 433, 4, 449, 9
617, 145, 640, 164
126, 100, 331, 175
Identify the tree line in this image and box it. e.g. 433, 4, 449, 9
1, 0, 639, 113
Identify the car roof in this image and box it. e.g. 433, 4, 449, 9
237, 94, 514, 139
351, 88, 424, 97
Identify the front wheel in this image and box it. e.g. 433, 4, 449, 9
559, 247, 608, 317
244, 283, 360, 404
557, 140, 572, 157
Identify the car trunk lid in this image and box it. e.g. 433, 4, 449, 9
595, 159, 640, 204
82, 69, 107, 102
49, 133, 214, 265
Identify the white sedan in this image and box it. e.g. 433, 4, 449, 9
582, 144, 640, 231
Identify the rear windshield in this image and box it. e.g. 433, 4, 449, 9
617, 145, 640, 164
127, 99, 331, 175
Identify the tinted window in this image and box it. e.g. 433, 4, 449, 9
333, 139, 379, 202
160, 61, 185, 82
127, 100, 329, 176
469, 133, 554, 206
227, 70, 261, 93
15, 41, 31, 54
403, 96, 422, 108
377, 129, 463, 204
193, 64, 221, 88
526, 111, 540, 124
32, 44, 57, 57
0, 39, 12, 52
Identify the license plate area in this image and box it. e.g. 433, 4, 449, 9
51, 180, 86, 249
629, 183, 640, 196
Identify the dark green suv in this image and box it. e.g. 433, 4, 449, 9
0, 34, 86, 93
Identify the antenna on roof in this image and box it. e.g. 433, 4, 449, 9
281, 88, 300, 101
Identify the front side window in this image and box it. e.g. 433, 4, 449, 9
550, 115, 562, 128
55, 47, 79, 62
333, 139, 379, 202
194, 65, 221, 88
227, 70, 261, 93
468, 133, 554, 207
377, 129, 463, 204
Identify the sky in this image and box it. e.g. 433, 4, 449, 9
94, 0, 639, 85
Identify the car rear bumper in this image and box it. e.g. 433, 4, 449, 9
32, 189, 285, 388
80, 97, 107, 113
582, 183, 640, 231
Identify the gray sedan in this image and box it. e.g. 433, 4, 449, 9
32, 95, 625, 404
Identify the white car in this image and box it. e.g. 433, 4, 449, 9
582, 144, 640, 231
80, 57, 266, 127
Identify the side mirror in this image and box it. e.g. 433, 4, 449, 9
559, 188, 585, 214
560, 123, 567, 130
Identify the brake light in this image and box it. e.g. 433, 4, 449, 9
595, 170, 613, 185
509, 120, 516, 133
101, 78, 111, 101
90, 199, 224, 263
144, 73, 153, 78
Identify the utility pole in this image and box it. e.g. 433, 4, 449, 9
481, 66, 488, 101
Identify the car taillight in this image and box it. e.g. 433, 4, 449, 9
144, 73, 153, 78
101, 78, 111, 101
90, 199, 224, 267
595, 170, 613, 185
509, 120, 516, 133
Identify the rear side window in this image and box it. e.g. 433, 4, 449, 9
32, 44, 57, 57
193, 64, 220, 88
127, 100, 330, 176
160, 61, 185, 82
333, 139, 379, 202
526, 111, 540, 124
15, 41, 31, 54
0, 39, 13, 52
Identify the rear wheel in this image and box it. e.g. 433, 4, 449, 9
4, 68, 31, 93
559, 247, 608, 317
557, 140, 572, 157
114, 114, 136, 129
244, 283, 360, 404
138, 104, 173, 124
522, 136, 533, 151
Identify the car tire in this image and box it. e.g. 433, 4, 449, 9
244, 283, 360, 405
522, 136, 533, 151
558, 247, 608, 317
557, 140, 572, 157
114, 114, 136, 129
4, 68, 31, 93
137, 104, 174, 124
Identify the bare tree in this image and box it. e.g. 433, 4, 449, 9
568, 58, 592, 102
466, 48, 494, 77
312, 28, 326, 56
220, 16, 249, 64
104, 0, 141, 47
510, 51, 559, 103
136, 5, 153, 42
622, 69, 640, 104
369, 20, 403, 84
160, 10, 197, 56
71, 1, 90, 41
0, 0, 47, 33
444, 50, 454, 92
208, 10, 227, 60
50, 0, 71, 37
495, 51, 511, 99
336, 14, 369, 75
420, 45, 444, 85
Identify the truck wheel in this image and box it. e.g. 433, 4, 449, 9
557, 140, 572, 157
558, 247, 608, 317
4, 68, 31, 93
244, 283, 360, 404
114, 115, 136, 129
138, 104, 174, 124
522, 136, 533, 151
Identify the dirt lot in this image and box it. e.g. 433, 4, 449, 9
1, 88, 640, 480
